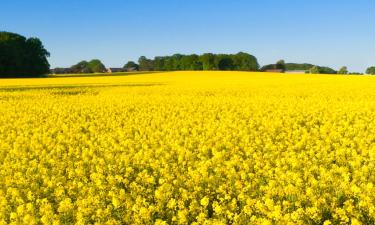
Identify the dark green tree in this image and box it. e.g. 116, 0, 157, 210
260, 60, 285, 72
180, 55, 203, 70
199, 53, 216, 70
88, 59, 106, 73
309, 66, 320, 74
25, 38, 51, 76
190, 60, 203, 70
138, 56, 154, 71
164, 57, 175, 71
123, 61, 139, 71
318, 66, 337, 74
285, 63, 315, 71
0, 31, 50, 77
366, 67, 375, 75
260, 64, 276, 71
153, 57, 165, 71
135, 52, 259, 72
232, 52, 259, 71
338, 66, 348, 75
217, 55, 234, 71
70, 61, 92, 73
171, 54, 183, 70
275, 59, 286, 71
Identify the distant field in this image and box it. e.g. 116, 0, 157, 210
1, 71, 375, 224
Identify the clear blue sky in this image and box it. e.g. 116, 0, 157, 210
1, 0, 374, 72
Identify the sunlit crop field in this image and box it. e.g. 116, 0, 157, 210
1, 71, 375, 224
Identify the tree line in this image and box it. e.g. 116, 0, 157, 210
51, 52, 259, 74
138, 52, 259, 71
1, 31, 375, 77
260, 60, 357, 75
52, 56, 375, 76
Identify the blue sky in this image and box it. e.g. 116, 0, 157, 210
1, 0, 374, 72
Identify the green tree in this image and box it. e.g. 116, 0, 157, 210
199, 53, 216, 70
261, 60, 286, 72
171, 54, 183, 70
123, 61, 139, 71
285, 63, 315, 71
70, 61, 92, 73
232, 52, 259, 71
88, 59, 106, 73
318, 66, 337, 74
138, 56, 154, 71
153, 57, 165, 71
309, 66, 320, 74
180, 55, 202, 70
25, 38, 51, 76
137, 52, 259, 72
260, 64, 276, 71
216, 55, 234, 71
276, 59, 286, 71
366, 67, 375, 75
0, 32, 50, 77
190, 60, 203, 70
338, 66, 348, 75
164, 57, 175, 71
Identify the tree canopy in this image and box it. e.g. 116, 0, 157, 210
123, 61, 139, 71
70, 59, 106, 73
88, 59, 107, 73
318, 66, 337, 74
70, 61, 91, 73
0, 31, 50, 77
309, 66, 320, 74
285, 63, 315, 71
260, 60, 286, 72
138, 56, 155, 71
338, 66, 348, 75
366, 67, 375, 75
139, 52, 259, 72
261, 62, 338, 74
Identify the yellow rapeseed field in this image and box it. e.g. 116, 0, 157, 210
1, 71, 375, 224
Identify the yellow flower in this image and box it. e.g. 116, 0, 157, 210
112, 197, 120, 208
58, 198, 73, 213
200, 196, 209, 207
